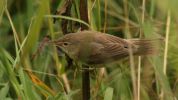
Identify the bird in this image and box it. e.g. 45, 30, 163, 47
51, 30, 161, 66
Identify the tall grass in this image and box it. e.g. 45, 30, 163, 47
0, 0, 178, 100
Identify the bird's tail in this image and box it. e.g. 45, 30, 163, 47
128, 38, 163, 55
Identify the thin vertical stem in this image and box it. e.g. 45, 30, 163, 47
79, 0, 90, 100
5, 9, 21, 47
103, 0, 107, 33
137, 0, 145, 100
160, 10, 170, 100
82, 69, 90, 100
123, 0, 137, 100
163, 11, 170, 75
97, 0, 101, 31
61, 74, 71, 93
80, 0, 89, 30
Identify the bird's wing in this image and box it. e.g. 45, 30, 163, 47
100, 43, 129, 58
96, 33, 127, 44
87, 32, 137, 64
87, 42, 129, 64
95, 33, 131, 54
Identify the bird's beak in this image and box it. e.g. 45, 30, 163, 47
48, 40, 63, 47
48, 40, 67, 56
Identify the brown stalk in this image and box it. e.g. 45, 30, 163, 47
79, 0, 90, 100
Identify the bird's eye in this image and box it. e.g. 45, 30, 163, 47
63, 42, 69, 46
124, 45, 128, 48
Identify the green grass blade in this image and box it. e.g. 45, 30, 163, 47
18, 68, 41, 100
0, 83, 9, 99
104, 87, 113, 100
22, 0, 48, 58
45, 15, 91, 29
0, 0, 6, 24
0, 48, 23, 98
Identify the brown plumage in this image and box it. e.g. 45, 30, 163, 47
52, 31, 161, 65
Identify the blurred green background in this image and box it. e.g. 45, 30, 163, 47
0, 0, 178, 100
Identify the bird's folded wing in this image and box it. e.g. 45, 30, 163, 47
100, 43, 129, 58
89, 43, 128, 58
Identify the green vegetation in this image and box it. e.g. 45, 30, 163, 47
0, 0, 178, 100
